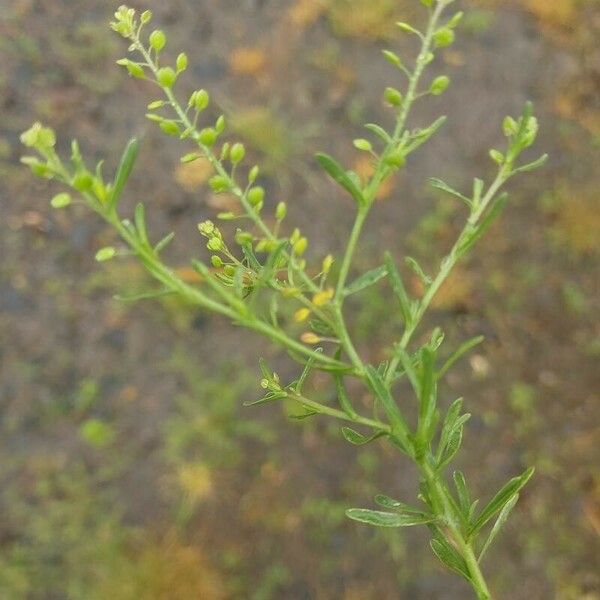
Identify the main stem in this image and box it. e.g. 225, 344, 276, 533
420, 460, 492, 599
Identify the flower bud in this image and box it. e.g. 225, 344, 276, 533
217, 212, 236, 220
72, 172, 94, 191
248, 165, 259, 183
301, 332, 321, 345
224, 265, 236, 277
322, 254, 334, 274
207, 237, 223, 251
149, 30, 166, 52
209, 175, 230, 193
198, 220, 215, 236
211, 255, 223, 268
141, 10, 153, 24
235, 230, 254, 245
191, 89, 210, 112
159, 120, 180, 136
489, 149, 504, 164
385, 151, 406, 168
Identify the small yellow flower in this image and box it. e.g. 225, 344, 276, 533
294, 308, 311, 323
312, 287, 334, 306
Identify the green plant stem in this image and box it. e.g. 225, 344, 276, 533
289, 391, 391, 433
420, 459, 492, 599
384, 168, 509, 386
332, 1, 448, 371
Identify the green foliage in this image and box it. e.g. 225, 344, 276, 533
21, 2, 547, 598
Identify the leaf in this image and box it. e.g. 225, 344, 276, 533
438, 335, 485, 378
341, 427, 386, 446
478, 493, 519, 561
417, 346, 437, 444
154, 232, 175, 254
469, 467, 534, 536
289, 410, 319, 420
315, 152, 364, 205
243, 391, 288, 407
453, 471, 471, 519
109, 138, 139, 209
405, 116, 447, 154
335, 369, 358, 419
430, 538, 472, 581
364, 123, 391, 143
365, 366, 412, 454
384, 252, 412, 324
438, 414, 469, 469
375, 495, 433, 518
512, 153, 548, 175
343, 265, 387, 297
429, 177, 472, 207
113, 289, 175, 302
134, 203, 149, 246
405, 256, 431, 285
347, 508, 434, 528
294, 348, 322, 394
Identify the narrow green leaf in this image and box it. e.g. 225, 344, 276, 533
375, 495, 433, 518
294, 348, 322, 394
315, 152, 364, 205
335, 369, 358, 419
134, 203, 149, 246
384, 252, 412, 324
469, 467, 534, 536
405, 256, 431, 285
438, 414, 470, 468
347, 508, 434, 528
243, 391, 288, 407
417, 346, 437, 443
365, 123, 392, 143
341, 427, 386, 446
478, 493, 519, 561
366, 366, 412, 454
154, 232, 175, 254
437, 398, 463, 462
429, 177, 472, 207
405, 116, 447, 154
113, 289, 175, 302
109, 138, 139, 209
438, 335, 485, 378
453, 471, 471, 518
430, 538, 472, 581
344, 265, 387, 297
512, 153, 548, 175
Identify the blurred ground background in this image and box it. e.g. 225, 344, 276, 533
0, 0, 599, 598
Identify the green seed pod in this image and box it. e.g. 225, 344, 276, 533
230, 143, 246, 164
384, 87, 403, 107
220, 143, 231, 161
215, 115, 226, 134
207, 237, 223, 251
247, 186, 265, 206
149, 30, 166, 52
430, 75, 450, 96
382, 50, 403, 69
211, 255, 223, 268
275, 201, 287, 220
353, 138, 373, 152
209, 175, 230, 193
199, 128, 217, 147
95, 246, 116, 262
141, 10, 153, 24
148, 100, 165, 110
293, 237, 308, 256
176, 53, 188, 73
248, 165, 259, 184
157, 67, 177, 88
217, 212, 236, 220
224, 265, 236, 277
434, 28, 455, 48
50, 193, 72, 209
290, 228, 301, 244
193, 89, 210, 112
159, 120, 180, 136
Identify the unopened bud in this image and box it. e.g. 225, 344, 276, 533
247, 186, 265, 206
275, 202, 287, 220
294, 308, 311, 323
149, 30, 166, 52
301, 332, 321, 345
230, 143, 246, 164
312, 287, 334, 306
